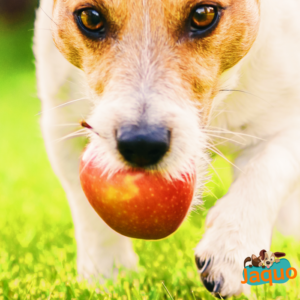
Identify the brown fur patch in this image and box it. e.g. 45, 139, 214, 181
52, 0, 260, 123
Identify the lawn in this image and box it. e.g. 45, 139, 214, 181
0, 17, 299, 300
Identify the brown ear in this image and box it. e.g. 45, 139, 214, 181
260, 249, 267, 260
274, 252, 286, 258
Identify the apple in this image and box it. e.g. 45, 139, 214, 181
79, 146, 196, 240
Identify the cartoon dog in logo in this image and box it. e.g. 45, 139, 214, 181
244, 250, 286, 269
260, 250, 286, 269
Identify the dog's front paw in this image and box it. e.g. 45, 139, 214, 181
195, 257, 225, 298
195, 252, 246, 298
195, 213, 252, 298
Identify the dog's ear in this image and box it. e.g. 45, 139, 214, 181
259, 249, 267, 260
274, 252, 286, 258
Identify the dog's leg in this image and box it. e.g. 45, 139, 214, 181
276, 185, 300, 240
41, 106, 138, 280
195, 127, 300, 297
34, 0, 137, 280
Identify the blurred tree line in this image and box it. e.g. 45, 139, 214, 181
0, 0, 39, 23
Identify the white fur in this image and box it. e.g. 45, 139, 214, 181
34, 0, 300, 296
34, 1, 138, 279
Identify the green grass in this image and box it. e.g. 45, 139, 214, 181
0, 18, 300, 300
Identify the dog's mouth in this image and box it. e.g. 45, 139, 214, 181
265, 262, 272, 268
79, 142, 196, 240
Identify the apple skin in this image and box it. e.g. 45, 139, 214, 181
79, 149, 196, 240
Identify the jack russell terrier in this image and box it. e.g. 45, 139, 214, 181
34, 0, 300, 297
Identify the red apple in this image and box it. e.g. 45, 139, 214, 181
79, 147, 196, 240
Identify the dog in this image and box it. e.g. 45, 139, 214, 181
244, 252, 264, 269
260, 250, 286, 269
34, 0, 300, 297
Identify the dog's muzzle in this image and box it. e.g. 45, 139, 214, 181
117, 124, 170, 167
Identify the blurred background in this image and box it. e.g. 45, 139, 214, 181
0, 1, 78, 298
0, 0, 38, 21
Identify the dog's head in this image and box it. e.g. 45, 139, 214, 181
260, 250, 286, 268
51, 0, 260, 199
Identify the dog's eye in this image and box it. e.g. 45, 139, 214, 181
79, 9, 104, 31
191, 6, 217, 32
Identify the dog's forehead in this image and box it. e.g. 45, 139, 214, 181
56, 0, 234, 8
266, 251, 273, 259
55, 0, 251, 17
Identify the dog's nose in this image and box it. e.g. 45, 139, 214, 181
117, 125, 170, 167
266, 261, 270, 265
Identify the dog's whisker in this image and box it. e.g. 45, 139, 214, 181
205, 134, 245, 145
205, 130, 246, 150
210, 108, 232, 120
218, 88, 248, 94
218, 89, 264, 101
80, 151, 97, 177
203, 156, 224, 190
206, 145, 241, 171
55, 129, 88, 143
204, 130, 247, 142
40, 6, 59, 27
203, 127, 265, 141
212, 139, 237, 147
52, 123, 81, 127
55, 133, 87, 143
203, 186, 218, 200
36, 98, 90, 116
29, 28, 59, 32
